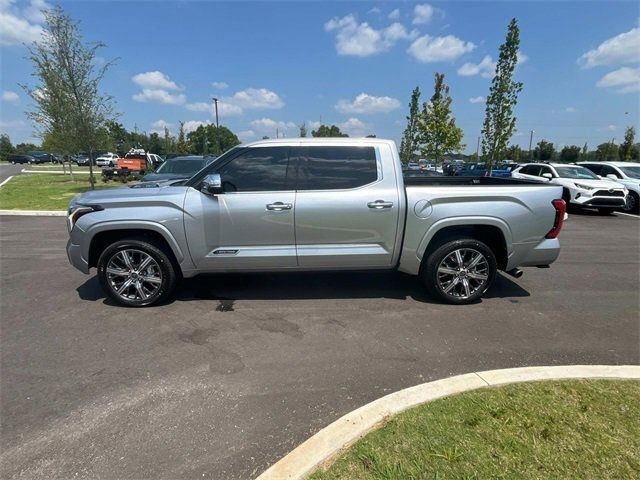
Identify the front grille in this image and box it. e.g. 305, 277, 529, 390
594, 190, 624, 197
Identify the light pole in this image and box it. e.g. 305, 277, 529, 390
528, 130, 535, 161
212, 97, 219, 128
475, 136, 481, 160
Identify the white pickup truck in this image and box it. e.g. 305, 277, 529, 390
67, 138, 566, 307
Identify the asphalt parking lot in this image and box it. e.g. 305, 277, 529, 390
1, 211, 638, 479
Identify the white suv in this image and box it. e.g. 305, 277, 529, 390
511, 163, 628, 213
96, 152, 120, 167
578, 162, 640, 213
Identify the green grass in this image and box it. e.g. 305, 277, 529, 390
22, 164, 92, 172
0, 174, 124, 210
310, 380, 640, 480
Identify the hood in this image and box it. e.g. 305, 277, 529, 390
141, 172, 190, 182
70, 184, 187, 210
569, 178, 625, 189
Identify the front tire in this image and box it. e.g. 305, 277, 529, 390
97, 239, 177, 307
623, 192, 639, 214
422, 239, 497, 305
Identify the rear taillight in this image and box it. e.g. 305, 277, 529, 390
545, 199, 566, 239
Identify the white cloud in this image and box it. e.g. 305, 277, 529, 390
469, 96, 485, 104
412, 4, 434, 25
307, 120, 322, 131
250, 118, 298, 136
368, 7, 381, 15
324, 14, 417, 57
150, 119, 174, 134
408, 34, 475, 63
237, 130, 256, 142
578, 27, 640, 68
388, 8, 400, 20
0, 0, 47, 46
517, 52, 528, 65
1, 90, 20, 103
132, 71, 181, 90
226, 88, 284, 109
335, 93, 401, 114
183, 120, 210, 134
596, 67, 640, 94
132, 89, 186, 105
217, 102, 244, 117
457, 55, 495, 78
185, 102, 210, 112
564, 106, 577, 113
211, 81, 229, 90
338, 117, 369, 137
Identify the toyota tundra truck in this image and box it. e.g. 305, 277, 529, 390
66, 138, 565, 307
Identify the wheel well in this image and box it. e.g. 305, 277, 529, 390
88, 229, 178, 269
423, 225, 508, 270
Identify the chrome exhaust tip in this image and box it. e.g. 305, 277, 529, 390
506, 268, 523, 279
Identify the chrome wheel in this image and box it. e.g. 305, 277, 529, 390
106, 249, 162, 301
436, 248, 489, 299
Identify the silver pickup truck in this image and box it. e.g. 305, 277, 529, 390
67, 138, 566, 307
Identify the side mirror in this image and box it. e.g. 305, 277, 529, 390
201, 173, 223, 195
606, 174, 618, 181
542, 173, 553, 180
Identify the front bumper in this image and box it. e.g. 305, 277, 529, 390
66, 239, 89, 274
570, 192, 626, 207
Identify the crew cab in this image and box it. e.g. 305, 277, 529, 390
67, 139, 565, 307
511, 162, 628, 213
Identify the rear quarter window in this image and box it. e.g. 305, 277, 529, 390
294, 146, 378, 190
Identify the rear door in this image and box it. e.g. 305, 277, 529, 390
292, 144, 400, 268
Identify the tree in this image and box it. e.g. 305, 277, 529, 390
15, 142, 40, 153
299, 122, 307, 138
595, 142, 618, 161
481, 18, 524, 169
0, 134, 15, 160
399, 86, 421, 165
417, 74, 464, 164
186, 125, 240, 155
559, 145, 581, 163
176, 121, 189, 154
534, 140, 555, 160
22, 6, 116, 188
619, 126, 635, 161
582, 142, 588, 159
505, 144, 521, 161
311, 124, 348, 137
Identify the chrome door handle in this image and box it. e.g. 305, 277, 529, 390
266, 202, 292, 211
367, 200, 394, 209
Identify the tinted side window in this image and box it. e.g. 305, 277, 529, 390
601, 165, 620, 178
539, 166, 553, 176
294, 146, 378, 190
583, 164, 602, 175
217, 147, 291, 192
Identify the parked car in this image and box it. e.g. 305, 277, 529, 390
67, 138, 566, 307
27, 151, 55, 164
7, 153, 37, 164
578, 161, 640, 213
141, 155, 214, 183
96, 153, 120, 167
75, 153, 95, 166
511, 163, 628, 213
407, 162, 420, 170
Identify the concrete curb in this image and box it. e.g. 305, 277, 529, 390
0, 209, 65, 217
256, 365, 640, 480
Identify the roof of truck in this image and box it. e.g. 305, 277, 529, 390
242, 137, 396, 148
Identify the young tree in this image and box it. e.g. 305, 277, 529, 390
399, 86, 421, 165
560, 145, 581, 163
311, 124, 348, 137
481, 18, 524, 170
22, 6, 116, 188
176, 121, 189, 154
417, 74, 464, 164
619, 126, 636, 161
581, 142, 589, 159
595, 142, 618, 161
505, 144, 521, 161
534, 140, 555, 160
0, 134, 15, 160
299, 122, 307, 138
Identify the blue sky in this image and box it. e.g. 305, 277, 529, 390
1, 0, 639, 153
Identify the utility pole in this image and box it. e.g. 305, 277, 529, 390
212, 97, 219, 128
528, 130, 535, 161
475, 136, 481, 160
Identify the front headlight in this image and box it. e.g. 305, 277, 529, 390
67, 204, 101, 232
574, 183, 595, 190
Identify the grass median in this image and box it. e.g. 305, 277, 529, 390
0, 174, 124, 210
310, 380, 640, 480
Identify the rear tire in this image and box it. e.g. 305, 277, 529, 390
421, 238, 497, 305
97, 239, 178, 307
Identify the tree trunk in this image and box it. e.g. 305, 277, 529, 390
88, 147, 95, 190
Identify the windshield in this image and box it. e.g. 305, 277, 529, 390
156, 159, 206, 174
619, 166, 640, 179
554, 166, 599, 179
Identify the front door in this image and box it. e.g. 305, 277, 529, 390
184, 146, 297, 271
291, 144, 400, 268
